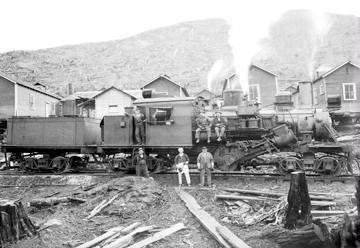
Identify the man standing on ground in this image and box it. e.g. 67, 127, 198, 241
133, 148, 149, 178
174, 147, 191, 187
197, 146, 214, 187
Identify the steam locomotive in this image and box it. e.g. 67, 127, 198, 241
1, 89, 354, 175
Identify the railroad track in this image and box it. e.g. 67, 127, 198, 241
0, 169, 356, 183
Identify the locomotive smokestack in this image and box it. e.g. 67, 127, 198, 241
67, 83, 74, 96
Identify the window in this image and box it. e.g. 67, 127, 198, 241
314, 89, 318, 105
149, 107, 173, 125
343, 83, 356, 100
248, 84, 260, 102
108, 105, 119, 113
29, 93, 35, 110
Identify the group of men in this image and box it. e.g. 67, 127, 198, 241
130, 107, 227, 145
195, 111, 227, 143
133, 146, 214, 187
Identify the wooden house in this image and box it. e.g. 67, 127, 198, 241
0, 71, 61, 120
141, 75, 189, 97
312, 61, 360, 113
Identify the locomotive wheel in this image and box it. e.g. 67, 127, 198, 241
277, 157, 304, 174
213, 145, 244, 171
24, 158, 38, 171
315, 157, 341, 175
49, 157, 69, 172
108, 159, 127, 171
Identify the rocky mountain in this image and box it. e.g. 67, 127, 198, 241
0, 10, 359, 96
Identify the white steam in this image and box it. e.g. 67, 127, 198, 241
207, 59, 225, 93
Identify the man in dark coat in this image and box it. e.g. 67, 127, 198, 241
133, 148, 149, 178
133, 108, 146, 145
195, 111, 212, 143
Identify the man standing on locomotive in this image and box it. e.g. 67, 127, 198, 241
174, 147, 191, 187
213, 111, 226, 141
197, 146, 214, 187
195, 111, 212, 143
133, 148, 149, 178
133, 108, 146, 145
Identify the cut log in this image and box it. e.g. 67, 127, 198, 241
177, 189, 251, 248
215, 194, 281, 202
102, 226, 154, 248
285, 171, 312, 229
0, 199, 38, 246
28, 197, 86, 208
222, 188, 334, 201
312, 208, 357, 217
264, 221, 334, 248
311, 201, 336, 207
126, 223, 185, 248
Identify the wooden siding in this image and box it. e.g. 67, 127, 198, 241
143, 77, 184, 97
313, 63, 360, 112
95, 88, 134, 118
248, 66, 277, 107
0, 77, 15, 119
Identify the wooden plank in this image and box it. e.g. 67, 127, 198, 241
127, 223, 185, 248
215, 194, 281, 202
222, 188, 334, 201
177, 189, 251, 248
76, 225, 124, 248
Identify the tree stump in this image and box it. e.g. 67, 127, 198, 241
264, 220, 334, 248
285, 171, 312, 229
355, 176, 360, 217
0, 199, 38, 246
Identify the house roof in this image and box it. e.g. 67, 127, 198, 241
61, 90, 101, 101
93, 86, 136, 100
0, 71, 61, 100
314, 61, 360, 82
134, 96, 195, 105
141, 75, 189, 97
250, 64, 278, 77
124, 89, 143, 99
194, 89, 215, 96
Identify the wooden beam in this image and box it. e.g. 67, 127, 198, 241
215, 194, 281, 202
177, 189, 251, 248
221, 188, 334, 201
126, 223, 185, 248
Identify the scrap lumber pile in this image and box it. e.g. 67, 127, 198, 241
76, 222, 185, 248
0, 199, 38, 246
177, 189, 251, 248
82, 177, 162, 220
215, 178, 350, 226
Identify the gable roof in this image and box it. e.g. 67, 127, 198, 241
93, 86, 136, 100
61, 90, 101, 101
250, 64, 278, 77
194, 89, 215, 96
124, 89, 143, 99
0, 71, 61, 100
141, 75, 189, 96
314, 61, 360, 83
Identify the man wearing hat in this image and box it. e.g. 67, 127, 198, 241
195, 111, 212, 143
196, 146, 214, 187
213, 111, 227, 141
133, 148, 149, 178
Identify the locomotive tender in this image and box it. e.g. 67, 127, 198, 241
1, 89, 354, 175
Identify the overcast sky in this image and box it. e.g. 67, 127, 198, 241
0, 0, 359, 53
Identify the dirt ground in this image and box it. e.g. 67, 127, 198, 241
0, 172, 357, 248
